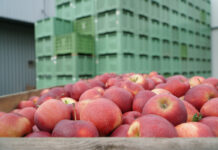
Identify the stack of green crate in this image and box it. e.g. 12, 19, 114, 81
35, 17, 73, 89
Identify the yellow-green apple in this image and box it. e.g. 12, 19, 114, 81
200, 117, 218, 137
128, 74, 149, 90
0, 113, 32, 137
200, 98, 218, 117
17, 107, 36, 125
151, 88, 171, 95
176, 122, 215, 137
80, 98, 122, 136
61, 97, 77, 104
127, 114, 178, 137
182, 101, 200, 122
110, 124, 130, 137
132, 90, 156, 113
203, 77, 218, 90
103, 87, 133, 113
34, 99, 71, 132
122, 111, 141, 124
189, 76, 205, 88
70, 81, 90, 100
25, 131, 51, 137
79, 87, 104, 101
142, 94, 187, 125
184, 84, 218, 110
52, 120, 99, 137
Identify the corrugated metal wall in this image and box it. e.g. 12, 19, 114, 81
0, 20, 36, 96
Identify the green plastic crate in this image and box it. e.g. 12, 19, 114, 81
96, 32, 136, 55
187, 30, 194, 45
180, 43, 188, 58
179, 0, 187, 15
74, 16, 95, 35
188, 44, 195, 58
56, 75, 75, 86
55, 33, 95, 55
161, 40, 171, 57
36, 75, 57, 89
180, 14, 188, 29
35, 17, 73, 39
74, 0, 95, 19
150, 37, 161, 56
161, 6, 170, 23
168, 0, 179, 11
56, 0, 72, 6
162, 23, 170, 40
56, 2, 75, 20
36, 56, 56, 76
96, 53, 136, 75
95, 0, 136, 14
171, 26, 179, 42
172, 41, 180, 58
150, 56, 161, 73
137, 55, 150, 74
96, 9, 136, 34
170, 10, 179, 26
172, 57, 180, 73
181, 58, 188, 72
136, 35, 149, 55
150, 19, 161, 38
150, 0, 160, 20
188, 58, 195, 72
35, 37, 55, 57
161, 56, 171, 73
137, 15, 149, 35
137, 0, 149, 16
179, 28, 187, 44
56, 54, 95, 76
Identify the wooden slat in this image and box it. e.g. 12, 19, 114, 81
0, 138, 218, 150
0, 89, 43, 112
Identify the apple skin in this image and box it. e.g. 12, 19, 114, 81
32, 125, 40, 132
25, 131, 51, 137
52, 120, 99, 137
105, 77, 123, 88
200, 117, 218, 137
132, 90, 156, 113
151, 88, 171, 95
122, 111, 141, 125
167, 75, 188, 82
127, 114, 178, 137
110, 124, 130, 137
203, 77, 218, 90
128, 74, 149, 90
103, 86, 133, 113
88, 79, 105, 88
79, 87, 104, 101
0, 112, 6, 118
147, 78, 156, 90
17, 107, 36, 125
176, 122, 215, 137
17, 100, 35, 109
184, 84, 218, 110
148, 71, 158, 77
117, 80, 144, 96
95, 73, 117, 84
64, 84, 73, 96
40, 89, 50, 96
189, 76, 205, 88
80, 98, 122, 136
200, 98, 218, 117
28, 96, 39, 104
142, 94, 187, 126
70, 81, 90, 100
34, 99, 71, 132
182, 101, 200, 122
0, 113, 32, 137
49, 87, 69, 99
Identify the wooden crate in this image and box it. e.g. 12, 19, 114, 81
0, 90, 218, 150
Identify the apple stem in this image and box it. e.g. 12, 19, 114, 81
192, 113, 202, 122
72, 103, 77, 121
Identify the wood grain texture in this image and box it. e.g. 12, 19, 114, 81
0, 89, 43, 112
0, 138, 218, 150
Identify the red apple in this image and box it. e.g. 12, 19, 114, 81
203, 77, 218, 90
32, 125, 40, 132
103, 86, 133, 113
25, 131, 51, 137
110, 124, 130, 137
17, 100, 35, 109
34, 99, 71, 132
184, 84, 218, 110
88, 79, 105, 88
147, 78, 156, 90
40, 89, 50, 96
127, 115, 178, 137
142, 94, 187, 125
117, 80, 144, 96
52, 120, 99, 137
105, 77, 123, 88
151, 88, 171, 95
28, 96, 39, 104
128, 74, 149, 90
79, 87, 104, 101
200, 98, 218, 117
149, 71, 158, 77
80, 98, 122, 136
132, 90, 156, 113
70, 81, 90, 100
49, 87, 69, 99
122, 111, 141, 125
64, 84, 73, 96
167, 75, 188, 82
176, 122, 215, 137
36, 93, 54, 105
17, 107, 36, 125
200, 117, 218, 137
0, 113, 32, 137
182, 101, 200, 122
189, 76, 205, 88
0, 112, 6, 118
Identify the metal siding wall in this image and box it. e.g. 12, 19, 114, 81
0, 21, 36, 96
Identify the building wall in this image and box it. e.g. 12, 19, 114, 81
0, 0, 55, 23
0, 20, 36, 96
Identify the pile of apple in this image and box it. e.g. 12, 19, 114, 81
1, 72, 218, 138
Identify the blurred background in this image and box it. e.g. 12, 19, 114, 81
0, 0, 217, 96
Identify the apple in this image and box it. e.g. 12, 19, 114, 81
132, 90, 156, 113
17, 100, 35, 109
36, 93, 54, 106
0, 113, 32, 137
149, 71, 158, 77
189, 76, 205, 88
117, 80, 144, 96
200, 117, 218, 137
61, 97, 77, 104
34, 99, 71, 132
88, 79, 105, 88
40, 89, 50, 96
25, 131, 51, 137
110, 124, 130, 137
182, 101, 200, 122
200, 98, 218, 117
32, 125, 40, 132
0, 112, 6, 118
105, 77, 123, 88
52, 120, 99, 137
122, 111, 141, 125
151, 88, 171, 95
127, 114, 178, 137
64, 84, 73, 96
176, 122, 215, 137
147, 78, 156, 90
128, 74, 149, 90
142, 94, 187, 125
16, 107, 36, 125
184, 84, 218, 110
79, 87, 104, 101
80, 98, 122, 136
49, 87, 69, 99
28, 96, 39, 104
70, 80, 90, 100
203, 77, 218, 90
167, 75, 188, 82
103, 86, 133, 113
